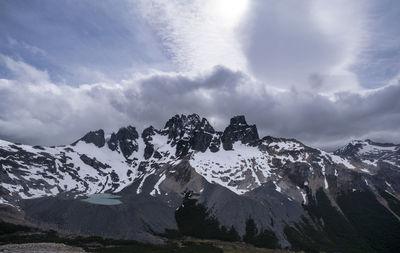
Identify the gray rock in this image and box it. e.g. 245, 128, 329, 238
221, 115, 259, 150
73, 129, 105, 148
107, 126, 139, 158
0, 243, 86, 253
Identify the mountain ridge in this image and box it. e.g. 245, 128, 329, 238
1, 113, 400, 251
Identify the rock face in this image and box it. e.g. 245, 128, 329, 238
221, 115, 259, 150
162, 114, 216, 157
1, 114, 400, 251
74, 129, 105, 148
142, 126, 158, 160
108, 126, 139, 159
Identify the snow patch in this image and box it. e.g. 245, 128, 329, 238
324, 177, 329, 189
190, 142, 273, 194
300, 191, 307, 204
274, 181, 282, 192
150, 173, 166, 196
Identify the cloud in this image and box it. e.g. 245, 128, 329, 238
6, 36, 46, 56
2, 0, 399, 92
0, 55, 50, 83
1, 0, 400, 150
138, 0, 249, 73
240, 0, 370, 93
1, 56, 400, 150
0, 0, 171, 85
351, 0, 400, 88
137, 0, 398, 95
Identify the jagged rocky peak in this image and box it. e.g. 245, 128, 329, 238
141, 126, 161, 160
142, 126, 157, 143
221, 115, 259, 150
230, 115, 247, 126
161, 114, 217, 157
163, 114, 215, 138
107, 126, 139, 158
74, 129, 105, 148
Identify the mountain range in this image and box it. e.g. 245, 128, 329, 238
1, 114, 399, 252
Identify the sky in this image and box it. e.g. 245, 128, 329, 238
0, 0, 400, 150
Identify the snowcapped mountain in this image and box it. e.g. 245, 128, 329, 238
1, 114, 400, 250
335, 139, 400, 167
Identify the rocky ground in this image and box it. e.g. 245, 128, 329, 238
0, 243, 86, 253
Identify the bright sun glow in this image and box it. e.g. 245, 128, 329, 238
209, 0, 249, 28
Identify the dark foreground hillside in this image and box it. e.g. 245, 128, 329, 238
0, 220, 298, 253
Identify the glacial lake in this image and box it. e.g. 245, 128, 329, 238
81, 193, 122, 205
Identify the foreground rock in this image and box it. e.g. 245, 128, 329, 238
0, 243, 86, 253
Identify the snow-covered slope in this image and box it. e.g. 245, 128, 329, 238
0, 126, 178, 203
335, 139, 400, 167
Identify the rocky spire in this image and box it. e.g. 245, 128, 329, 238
141, 126, 159, 160
221, 115, 259, 150
107, 126, 139, 159
162, 114, 216, 157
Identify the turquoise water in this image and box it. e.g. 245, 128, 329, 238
81, 193, 122, 205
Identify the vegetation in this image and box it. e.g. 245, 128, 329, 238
285, 188, 373, 253
175, 193, 280, 249
284, 219, 323, 253
175, 193, 240, 242
337, 190, 400, 253
243, 218, 280, 249
0, 223, 222, 253
379, 189, 400, 217
0, 221, 32, 235
0, 219, 296, 252
92, 241, 223, 253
